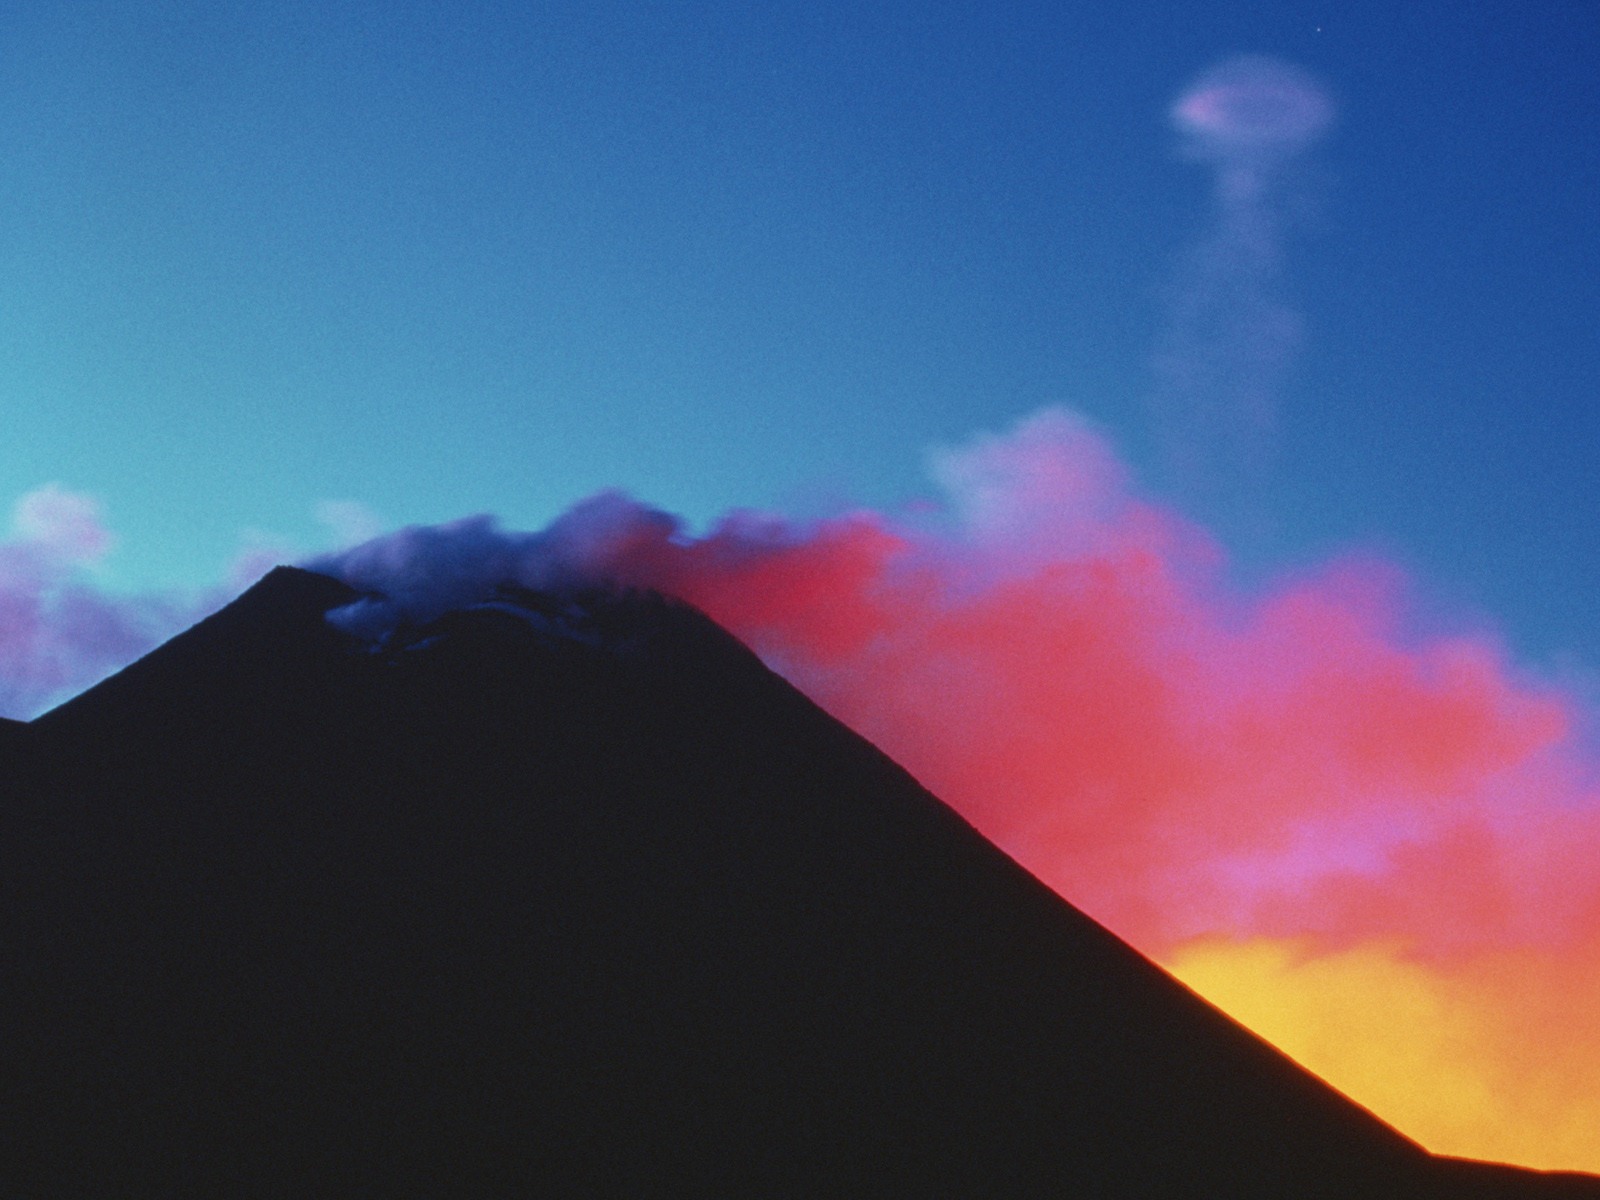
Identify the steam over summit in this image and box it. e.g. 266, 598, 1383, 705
6, 410, 1600, 1169
1, 565, 1594, 1195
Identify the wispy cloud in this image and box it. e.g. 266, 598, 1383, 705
1151, 56, 1334, 529
0, 486, 189, 719
0, 491, 388, 719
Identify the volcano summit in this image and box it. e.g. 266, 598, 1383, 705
0, 567, 1593, 1196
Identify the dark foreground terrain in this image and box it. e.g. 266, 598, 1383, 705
1, 567, 1595, 1196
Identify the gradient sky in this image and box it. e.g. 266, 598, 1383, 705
2, 0, 1597, 672
7, 3, 1600, 1168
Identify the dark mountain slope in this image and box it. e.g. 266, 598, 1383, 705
1, 567, 1594, 1197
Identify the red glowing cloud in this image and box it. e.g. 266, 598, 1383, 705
11, 410, 1600, 1168
320, 410, 1600, 946
641, 427, 1591, 960
424, 408, 1592, 1168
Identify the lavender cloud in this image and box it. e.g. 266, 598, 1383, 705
1152, 56, 1334, 526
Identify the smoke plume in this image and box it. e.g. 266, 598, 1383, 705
4, 413, 1597, 1168
1153, 56, 1334, 530
307, 409, 1600, 1170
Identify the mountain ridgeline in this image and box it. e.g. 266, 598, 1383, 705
0, 567, 1594, 1196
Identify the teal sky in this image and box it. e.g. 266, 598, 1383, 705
2, 1, 1597, 671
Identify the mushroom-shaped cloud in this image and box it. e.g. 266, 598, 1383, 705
1173, 56, 1334, 162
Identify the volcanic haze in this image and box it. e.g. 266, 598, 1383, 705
3, 565, 1596, 1195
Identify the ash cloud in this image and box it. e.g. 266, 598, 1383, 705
5, 414, 1599, 1167
1152, 56, 1334, 532
305, 409, 1596, 962
308, 412, 1600, 1166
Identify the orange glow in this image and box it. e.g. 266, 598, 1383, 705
1164, 937, 1600, 1170
508, 410, 1600, 1170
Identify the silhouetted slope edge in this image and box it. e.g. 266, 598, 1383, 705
29, 565, 360, 743
1, 567, 1594, 1197
1434, 1158, 1600, 1198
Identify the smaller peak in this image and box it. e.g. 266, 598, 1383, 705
29, 566, 362, 737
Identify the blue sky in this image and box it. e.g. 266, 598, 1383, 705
2, 0, 1597, 672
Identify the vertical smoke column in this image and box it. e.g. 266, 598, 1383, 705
1153, 56, 1334, 536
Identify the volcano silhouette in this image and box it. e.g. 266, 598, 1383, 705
2, 567, 1595, 1196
